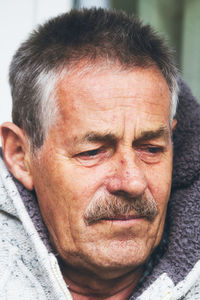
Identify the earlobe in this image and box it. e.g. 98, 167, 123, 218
172, 119, 177, 132
0, 122, 34, 190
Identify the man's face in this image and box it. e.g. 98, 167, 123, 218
30, 65, 174, 279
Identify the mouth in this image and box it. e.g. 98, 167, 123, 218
94, 215, 147, 228
85, 213, 146, 226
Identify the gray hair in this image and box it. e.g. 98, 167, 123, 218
9, 8, 179, 152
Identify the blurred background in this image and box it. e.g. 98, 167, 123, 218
0, 0, 199, 124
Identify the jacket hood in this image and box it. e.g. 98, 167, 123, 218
131, 79, 200, 298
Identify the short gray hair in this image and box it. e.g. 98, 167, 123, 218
9, 8, 179, 152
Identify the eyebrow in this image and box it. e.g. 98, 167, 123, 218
133, 126, 170, 145
77, 132, 118, 145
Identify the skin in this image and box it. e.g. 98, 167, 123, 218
1, 64, 176, 300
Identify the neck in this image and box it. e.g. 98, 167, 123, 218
59, 259, 143, 300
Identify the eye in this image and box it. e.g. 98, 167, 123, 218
73, 146, 111, 167
135, 145, 164, 163
77, 148, 102, 158
146, 146, 164, 154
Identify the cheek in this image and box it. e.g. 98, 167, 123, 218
144, 162, 172, 247
37, 157, 109, 223
65, 164, 109, 213
145, 162, 172, 210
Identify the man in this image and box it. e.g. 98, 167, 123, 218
0, 8, 199, 300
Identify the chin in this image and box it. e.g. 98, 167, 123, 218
85, 257, 145, 280
73, 240, 152, 279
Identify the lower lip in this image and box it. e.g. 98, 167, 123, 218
101, 217, 145, 226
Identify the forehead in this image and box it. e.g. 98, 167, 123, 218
55, 65, 171, 137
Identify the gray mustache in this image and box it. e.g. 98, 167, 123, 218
84, 191, 158, 225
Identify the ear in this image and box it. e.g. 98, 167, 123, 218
172, 119, 177, 132
1, 122, 34, 190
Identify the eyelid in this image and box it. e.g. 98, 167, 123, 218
139, 145, 164, 151
74, 146, 109, 159
133, 137, 166, 146
77, 148, 102, 157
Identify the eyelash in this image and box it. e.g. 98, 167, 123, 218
77, 148, 102, 157
141, 145, 164, 154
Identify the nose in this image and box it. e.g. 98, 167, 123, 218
105, 148, 147, 198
